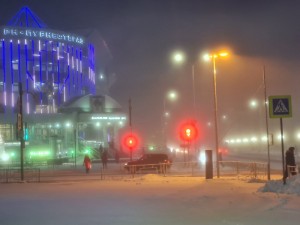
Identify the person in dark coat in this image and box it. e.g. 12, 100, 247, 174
83, 154, 92, 174
283, 147, 296, 183
101, 150, 108, 169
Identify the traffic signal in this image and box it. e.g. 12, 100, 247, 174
123, 134, 138, 150
179, 121, 198, 142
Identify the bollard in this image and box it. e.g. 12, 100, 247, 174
205, 150, 213, 179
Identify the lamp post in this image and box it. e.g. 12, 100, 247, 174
162, 90, 177, 147
203, 51, 229, 178
172, 51, 197, 117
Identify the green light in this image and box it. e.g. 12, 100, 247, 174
1, 153, 9, 161
149, 146, 155, 151
24, 128, 29, 141
29, 151, 50, 157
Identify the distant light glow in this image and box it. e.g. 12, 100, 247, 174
249, 99, 258, 108
1, 152, 9, 161
199, 151, 206, 165
168, 90, 178, 101
203, 54, 210, 61
242, 138, 249, 143
261, 136, 268, 142
172, 51, 185, 63
250, 137, 257, 142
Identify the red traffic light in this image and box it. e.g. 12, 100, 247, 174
123, 134, 138, 149
179, 121, 198, 142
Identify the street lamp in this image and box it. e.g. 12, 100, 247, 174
171, 51, 197, 117
203, 51, 229, 178
172, 51, 186, 64
162, 90, 178, 146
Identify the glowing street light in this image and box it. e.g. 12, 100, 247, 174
249, 99, 258, 109
162, 90, 178, 146
203, 50, 229, 178
171, 51, 197, 117
167, 90, 178, 101
172, 51, 186, 63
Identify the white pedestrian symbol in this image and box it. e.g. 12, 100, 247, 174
274, 100, 288, 113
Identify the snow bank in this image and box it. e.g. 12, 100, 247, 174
259, 174, 300, 195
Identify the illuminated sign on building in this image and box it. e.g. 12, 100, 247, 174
1, 26, 84, 45
91, 116, 126, 121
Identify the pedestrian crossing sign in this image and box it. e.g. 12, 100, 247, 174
269, 95, 292, 118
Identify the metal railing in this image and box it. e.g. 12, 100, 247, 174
0, 161, 270, 182
0, 168, 40, 183
218, 161, 268, 179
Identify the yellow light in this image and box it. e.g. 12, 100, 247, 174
219, 52, 229, 57
186, 128, 191, 137
203, 51, 229, 61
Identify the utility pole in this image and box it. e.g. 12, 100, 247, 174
129, 98, 133, 161
263, 66, 271, 180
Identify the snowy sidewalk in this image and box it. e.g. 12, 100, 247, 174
1, 174, 300, 225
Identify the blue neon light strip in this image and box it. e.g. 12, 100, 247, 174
25, 39, 29, 113
39, 42, 42, 105
76, 49, 79, 96
72, 46, 75, 97
57, 42, 60, 104
45, 40, 48, 81
1, 37, 96, 114
18, 41, 21, 82
10, 41, 13, 84
9, 41, 14, 108
67, 45, 70, 97
2, 41, 6, 108
80, 49, 82, 93
7, 6, 47, 28
2, 41, 6, 83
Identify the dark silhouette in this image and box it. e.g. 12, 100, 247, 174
83, 154, 92, 174
115, 150, 120, 163
283, 146, 297, 184
99, 144, 103, 159
101, 150, 108, 169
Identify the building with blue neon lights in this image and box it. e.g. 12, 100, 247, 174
0, 7, 95, 115
0, 7, 126, 163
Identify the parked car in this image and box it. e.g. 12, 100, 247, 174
124, 153, 172, 173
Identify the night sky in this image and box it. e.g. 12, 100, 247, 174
1, 0, 300, 148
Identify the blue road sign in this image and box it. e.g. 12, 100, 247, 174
269, 95, 292, 118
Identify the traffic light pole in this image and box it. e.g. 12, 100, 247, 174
130, 147, 133, 161
18, 82, 24, 181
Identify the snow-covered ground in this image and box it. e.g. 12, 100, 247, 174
1, 174, 300, 225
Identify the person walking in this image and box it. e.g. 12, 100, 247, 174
101, 150, 108, 169
283, 146, 296, 184
83, 154, 92, 174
